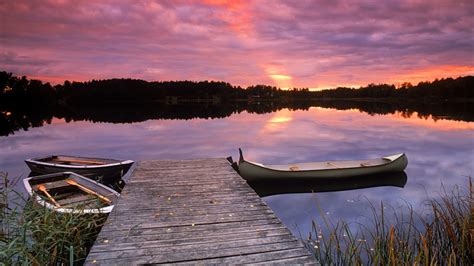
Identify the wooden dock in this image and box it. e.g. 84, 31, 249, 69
85, 158, 316, 265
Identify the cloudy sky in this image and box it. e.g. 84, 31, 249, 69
1, 0, 473, 89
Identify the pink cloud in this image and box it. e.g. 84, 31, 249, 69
0, 0, 472, 88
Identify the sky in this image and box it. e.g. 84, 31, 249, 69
0, 0, 473, 89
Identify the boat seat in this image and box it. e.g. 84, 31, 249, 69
38, 180, 70, 190
360, 162, 371, 167
289, 166, 300, 171
51, 159, 106, 165
58, 194, 96, 205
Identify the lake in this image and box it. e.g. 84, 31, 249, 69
1, 103, 472, 239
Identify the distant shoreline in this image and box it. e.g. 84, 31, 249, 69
2, 71, 473, 107
54, 97, 474, 105
1, 71, 473, 137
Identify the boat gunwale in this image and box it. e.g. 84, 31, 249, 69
23, 172, 120, 214
25, 155, 134, 170
239, 153, 406, 173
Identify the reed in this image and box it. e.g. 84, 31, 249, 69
0, 172, 107, 265
306, 178, 473, 265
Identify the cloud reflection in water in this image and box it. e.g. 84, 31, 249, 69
0, 107, 472, 237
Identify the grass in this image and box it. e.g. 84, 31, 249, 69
305, 178, 473, 265
0, 172, 107, 265
1, 171, 472, 265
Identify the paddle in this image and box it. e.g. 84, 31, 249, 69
37, 184, 61, 208
65, 179, 112, 204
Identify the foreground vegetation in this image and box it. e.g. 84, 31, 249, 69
306, 178, 473, 265
0, 173, 106, 265
1, 170, 472, 265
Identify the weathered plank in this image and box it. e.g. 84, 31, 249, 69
109, 201, 268, 215
90, 230, 295, 253
89, 239, 302, 262
85, 158, 316, 265
98, 216, 282, 235
96, 224, 290, 244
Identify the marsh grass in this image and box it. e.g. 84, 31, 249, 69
0, 172, 107, 265
306, 178, 473, 265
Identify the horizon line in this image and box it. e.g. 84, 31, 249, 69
2, 70, 472, 92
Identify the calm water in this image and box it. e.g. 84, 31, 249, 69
1, 106, 472, 238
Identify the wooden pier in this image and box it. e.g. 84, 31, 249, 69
85, 158, 316, 265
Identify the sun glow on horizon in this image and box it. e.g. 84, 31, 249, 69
389, 65, 474, 86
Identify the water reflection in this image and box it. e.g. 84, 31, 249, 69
0, 105, 472, 239
1, 100, 473, 136
249, 172, 408, 197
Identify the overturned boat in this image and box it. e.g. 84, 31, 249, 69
23, 172, 120, 214
228, 149, 408, 181
25, 155, 134, 182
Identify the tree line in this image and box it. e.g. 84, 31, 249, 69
1, 71, 472, 107
1, 70, 472, 136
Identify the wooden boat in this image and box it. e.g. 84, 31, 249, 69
248, 171, 407, 197
23, 172, 120, 214
25, 155, 134, 182
228, 149, 408, 181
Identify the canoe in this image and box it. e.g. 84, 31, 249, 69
248, 171, 407, 197
228, 149, 408, 181
25, 155, 134, 182
23, 172, 120, 214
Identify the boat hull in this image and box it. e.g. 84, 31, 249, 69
25, 158, 134, 182
238, 153, 408, 181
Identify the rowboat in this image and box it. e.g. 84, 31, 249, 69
228, 149, 408, 181
25, 155, 134, 182
248, 171, 407, 197
23, 172, 120, 214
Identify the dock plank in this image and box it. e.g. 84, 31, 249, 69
85, 158, 316, 265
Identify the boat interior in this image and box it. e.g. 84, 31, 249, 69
37, 155, 118, 166
29, 174, 116, 209
264, 157, 392, 171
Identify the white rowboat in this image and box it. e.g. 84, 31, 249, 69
23, 172, 120, 214
229, 149, 408, 181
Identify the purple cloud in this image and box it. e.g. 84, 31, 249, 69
0, 0, 472, 88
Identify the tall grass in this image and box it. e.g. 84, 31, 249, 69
306, 178, 473, 265
0, 172, 107, 265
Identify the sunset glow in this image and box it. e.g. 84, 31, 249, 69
259, 107, 474, 142
0, 0, 472, 88
390, 65, 474, 85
